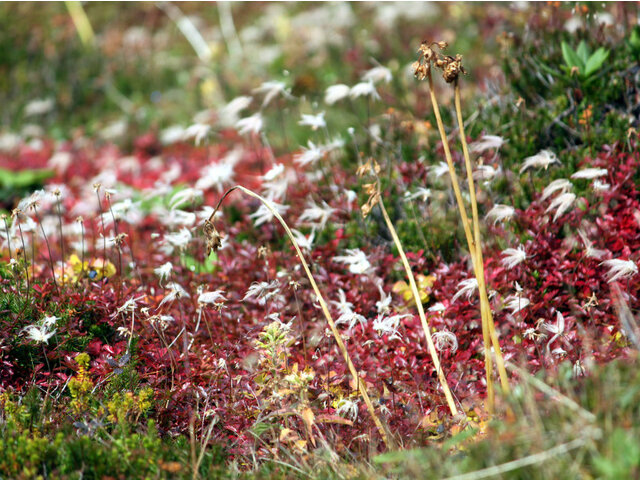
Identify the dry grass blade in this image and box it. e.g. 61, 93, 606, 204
205, 185, 395, 449
377, 197, 459, 416
453, 80, 510, 396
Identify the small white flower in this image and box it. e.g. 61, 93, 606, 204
520, 150, 560, 174
42, 315, 59, 328
501, 246, 527, 269
298, 111, 326, 130
235, 112, 263, 135
23, 325, 56, 344
160, 125, 185, 145
375, 285, 392, 314
297, 198, 335, 229
545, 192, 576, 222
154, 262, 173, 285
485, 204, 515, 225
183, 123, 210, 146
252, 81, 292, 107
432, 330, 458, 353
324, 84, 351, 105
249, 200, 289, 226
198, 290, 227, 305
332, 289, 367, 331
291, 228, 315, 251
361, 65, 392, 84
334, 249, 372, 275
261, 163, 285, 182
577, 230, 607, 260
349, 81, 380, 101
540, 179, 573, 202
503, 296, 530, 314
470, 135, 504, 153
452, 278, 478, 303
373, 313, 409, 340
196, 161, 235, 192
601, 259, 638, 283
571, 168, 608, 180
294, 141, 326, 167
25, 98, 54, 117
430, 161, 450, 179
218, 96, 252, 127
404, 187, 432, 203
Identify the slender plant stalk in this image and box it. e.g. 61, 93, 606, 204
377, 198, 459, 416
453, 80, 510, 395
32, 206, 60, 294
206, 185, 395, 449
55, 195, 65, 284
2, 215, 13, 260
425, 70, 497, 410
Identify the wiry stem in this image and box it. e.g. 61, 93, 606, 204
425, 69, 496, 410
454, 80, 510, 396
377, 198, 459, 415
33, 205, 60, 294
206, 185, 395, 449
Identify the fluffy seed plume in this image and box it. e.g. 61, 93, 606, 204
545, 192, 576, 222
485, 204, 515, 225
501, 245, 527, 269
601, 259, 638, 283
540, 179, 573, 202
520, 150, 560, 174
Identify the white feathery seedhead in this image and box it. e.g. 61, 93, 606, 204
503, 296, 530, 314
298, 111, 326, 131
571, 168, 608, 180
235, 113, 263, 135
545, 192, 576, 222
540, 179, 572, 202
362, 65, 392, 84
432, 330, 458, 353
349, 81, 380, 101
198, 290, 226, 305
501, 245, 527, 269
577, 230, 607, 260
470, 135, 505, 153
334, 249, 372, 275
601, 259, 638, 283
452, 278, 478, 303
485, 204, 515, 225
324, 84, 351, 105
520, 150, 560, 174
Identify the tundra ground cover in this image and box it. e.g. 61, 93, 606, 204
1, 2, 640, 478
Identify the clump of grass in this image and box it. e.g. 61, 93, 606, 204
413, 41, 509, 411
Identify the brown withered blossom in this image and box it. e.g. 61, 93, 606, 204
412, 41, 466, 83
203, 219, 222, 255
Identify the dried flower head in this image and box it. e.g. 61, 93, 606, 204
203, 219, 222, 256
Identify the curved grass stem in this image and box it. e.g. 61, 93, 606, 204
377, 199, 459, 416
206, 186, 395, 449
